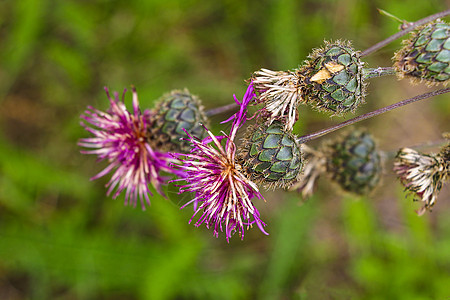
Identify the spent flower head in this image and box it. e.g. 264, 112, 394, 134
252, 68, 301, 130
172, 83, 268, 242
290, 145, 327, 199
79, 87, 181, 210
393, 145, 449, 215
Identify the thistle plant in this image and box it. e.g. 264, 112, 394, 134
289, 145, 327, 199
171, 84, 268, 241
238, 122, 303, 190
393, 20, 450, 85
251, 68, 301, 130
253, 40, 371, 130
79, 87, 183, 209
300, 40, 367, 115
79, 9, 450, 241
291, 129, 382, 197
325, 130, 382, 194
147, 89, 208, 153
393, 140, 449, 215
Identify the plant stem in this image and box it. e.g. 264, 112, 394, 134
205, 102, 238, 117
363, 67, 396, 79
377, 9, 413, 29
361, 9, 450, 57
383, 139, 449, 159
297, 88, 450, 144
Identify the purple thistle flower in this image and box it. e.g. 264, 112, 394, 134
79, 87, 180, 210
173, 83, 269, 242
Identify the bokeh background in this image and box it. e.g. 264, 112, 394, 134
1, 0, 449, 299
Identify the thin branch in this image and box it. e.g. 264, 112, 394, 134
297, 88, 450, 144
383, 139, 449, 160
361, 9, 450, 57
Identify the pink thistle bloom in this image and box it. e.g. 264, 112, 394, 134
79, 87, 181, 210
173, 84, 269, 242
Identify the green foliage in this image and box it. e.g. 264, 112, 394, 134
257, 196, 317, 300
342, 196, 450, 299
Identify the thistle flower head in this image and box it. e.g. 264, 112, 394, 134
79, 87, 181, 210
147, 89, 209, 153
252, 68, 301, 130
299, 40, 366, 115
238, 121, 304, 190
394, 146, 449, 215
173, 83, 268, 242
325, 129, 381, 195
393, 20, 450, 86
291, 130, 381, 198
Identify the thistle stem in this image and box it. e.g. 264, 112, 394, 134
361, 9, 450, 57
363, 67, 396, 79
297, 88, 450, 144
383, 139, 449, 159
205, 102, 238, 117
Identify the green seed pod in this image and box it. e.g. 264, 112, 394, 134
238, 122, 303, 189
148, 89, 208, 152
325, 130, 381, 195
393, 21, 450, 85
299, 40, 366, 115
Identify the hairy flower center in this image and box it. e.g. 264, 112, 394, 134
221, 160, 236, 178
132, 116, 147, 138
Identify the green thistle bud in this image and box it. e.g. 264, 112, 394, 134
238, 122, 303, 189
325, 130, 381, 195
299, 40, 366, 114
148, 89, 208, 152
393, 20, 450, 85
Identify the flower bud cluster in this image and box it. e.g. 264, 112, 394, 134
79, 16, 450, 241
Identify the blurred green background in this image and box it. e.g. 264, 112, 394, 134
1, 0, 449, 299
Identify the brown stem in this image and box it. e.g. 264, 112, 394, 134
297, 88, 450, 144
361, 9, 450, 57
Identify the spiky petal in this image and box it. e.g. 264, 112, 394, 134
173, 84, 268, 242
252, 68, 301, 130
79, 87, 180, 210
393, 147, 449, 215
